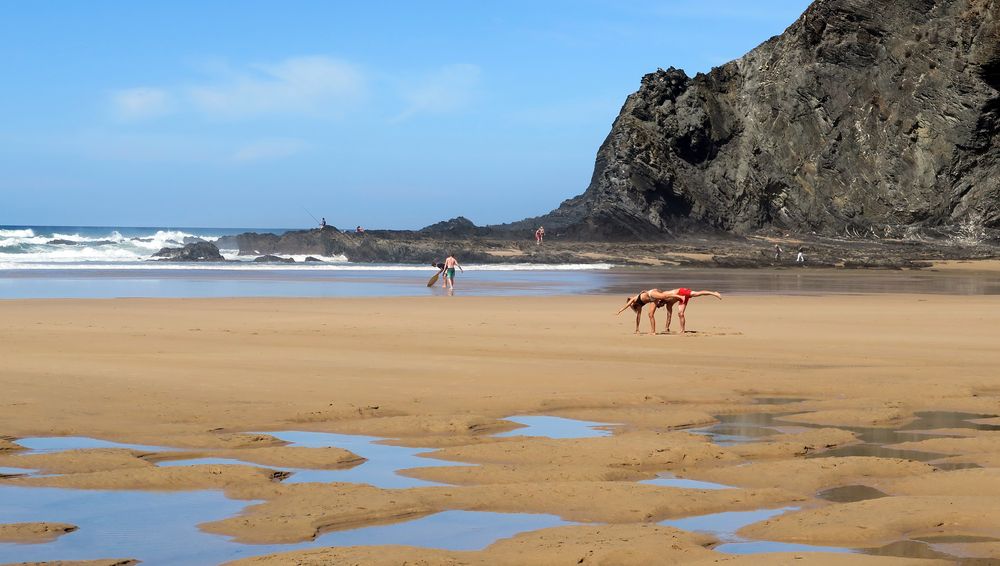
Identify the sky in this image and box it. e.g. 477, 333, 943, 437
0, 1, 813, 230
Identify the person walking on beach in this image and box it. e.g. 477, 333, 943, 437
535, 226, 545, 245
796, 247, 805, 263
774, 244, 783, 261
443, 254, 463, 290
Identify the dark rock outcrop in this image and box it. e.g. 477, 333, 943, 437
512, 0, 999, 240
253, 254, 295, 263
420, 216, 480, 237
152, 242, 225, 262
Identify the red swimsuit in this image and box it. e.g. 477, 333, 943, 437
677, 288, 693, 304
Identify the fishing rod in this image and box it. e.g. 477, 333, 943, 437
302, 207, 321, 227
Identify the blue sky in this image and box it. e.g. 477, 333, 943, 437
1, 1, 813, 229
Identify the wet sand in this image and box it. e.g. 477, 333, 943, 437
1, 292, 999, 563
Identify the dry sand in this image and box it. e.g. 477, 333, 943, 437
0, 293, 998, 563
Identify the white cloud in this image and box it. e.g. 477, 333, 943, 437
111, 87, 172, 120
392, 64, 482, 122
187, 56, 366, 119
231, 138, 309, 162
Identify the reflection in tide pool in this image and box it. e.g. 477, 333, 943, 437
0, 484, 572, 563
494, 416, 615, 439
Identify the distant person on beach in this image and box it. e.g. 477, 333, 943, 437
320, 217, 327, 228
443, 254, 463, 290
431, 261, 447, 288
535, 226, 545, 245
616, 289, 684, 334
796, 247, 805, 263
774, 244, 783, 261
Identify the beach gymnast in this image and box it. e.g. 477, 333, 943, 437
616, 289, 683, 335
658, 288, 722, 334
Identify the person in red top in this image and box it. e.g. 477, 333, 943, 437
660, 287, 722, 334
535, 226, 545, 245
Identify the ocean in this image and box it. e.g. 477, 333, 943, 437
0, 225, 614, 299
3, 226, 999, 299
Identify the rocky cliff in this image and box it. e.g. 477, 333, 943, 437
516, 0, 999, 240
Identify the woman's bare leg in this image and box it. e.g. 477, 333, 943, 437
664, 303, 673, 333
647, 304, 657, 335
690, 290, 722, 300
677, 302, 687, 334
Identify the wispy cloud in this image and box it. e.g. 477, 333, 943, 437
392, 64, 482, 122
187, 56, 366, 119
111, 87, 173, 120
107, 56, 366, 121
231, 138, 309, 162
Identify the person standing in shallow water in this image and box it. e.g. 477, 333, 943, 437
443, 254, 463, 290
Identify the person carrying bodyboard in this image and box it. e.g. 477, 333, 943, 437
428, 261, 446, 287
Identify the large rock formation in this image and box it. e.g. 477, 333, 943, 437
152, 241, 226, 261
518, 0, 999, 240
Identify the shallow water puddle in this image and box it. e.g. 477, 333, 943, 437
0, 466, 35, 477
156, 430, 468, 488
640, 473, 734, 490
257, 430, 468, 488
0, 483, 571, 563
691, 410, 1000, 462
13, 436, 173, 453
0, 484, 248, 563
661, 507, 852, 555
494, 416, 616, 439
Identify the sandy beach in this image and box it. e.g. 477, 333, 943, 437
1, 291, 999, 564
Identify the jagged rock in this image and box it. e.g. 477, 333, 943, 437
420, 216, 479, 237
253, 255, 295, 263
304, 256, 324, 262
509, 0, 1000, 240
152, 242, 225, 262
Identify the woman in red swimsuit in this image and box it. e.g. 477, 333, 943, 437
660, 288, 722, 334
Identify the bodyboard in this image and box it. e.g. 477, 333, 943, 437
427, 273, 440, 287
